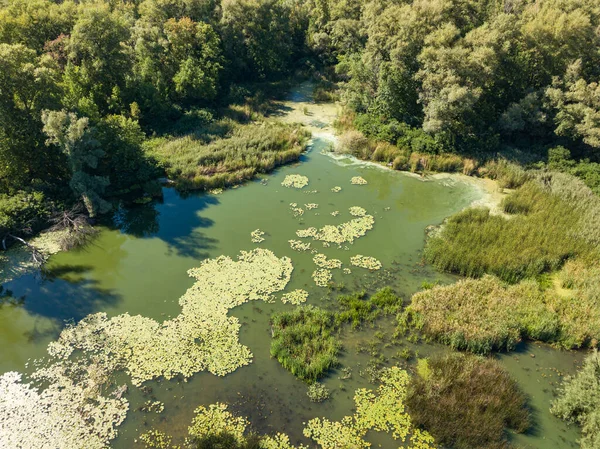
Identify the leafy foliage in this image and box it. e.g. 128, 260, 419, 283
551, 351, 600, 449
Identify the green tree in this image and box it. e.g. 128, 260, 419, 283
42, 110, 110, 217
63, 4, 132, 116
0, 43, 63, 192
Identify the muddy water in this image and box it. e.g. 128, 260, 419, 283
0, 83, 584, 448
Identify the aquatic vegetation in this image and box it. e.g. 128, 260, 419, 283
270, 306, 340, 382
288, 239, 311, 251
551, 351, 600, 449
146, 123, 310, 191
343, 268, 351, 274
305, 203, 318, 210
331, 186, 342, 192
281, 174, 309, 189
307, 383, 330, 402
289, 203, 304, 217
313, 253, 342, 269
401, 275, 555, 354
47, 249, 293, 385
336, 291, 378, 328
304, 367, 436, 449
0, 369, 128, 449
141, 400, 165, 414
312, 268, 333, 287
250, 229, 265, 243
330, 211, 339, 216
350, 255, 382, 270
426, 175, 600, 283
406, 353, 530, 449
403, 268, 600, 353
141, 402, 308, 449
349, 206, 367, 217
209, 188, 223, 195
281, 289, 309, 305
350, 176, 368, 185
296, 215, 375, 246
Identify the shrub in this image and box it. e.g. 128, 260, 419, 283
0, 190, 50, 238
336, 130, 371, 158
406, 353, 530, 449
551, 351, 600, 449
481, 159, 531, 189
270, 306, 340, 383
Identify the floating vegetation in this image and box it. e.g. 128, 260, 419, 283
350, 255, 383, 271
313, 253, 342, 269
351, 176, 368, 185
331, 211, 339, 217
349, 206, 367, 217
307, 383, 330, 402
296, 215, 375, 246
312, 268, 333, 287
305, 203, 318, 210
281, 289, 309, 305
343, 268, 352, 274
288, 239, 311, 251
47, 249, 293, 385
331, 186, 342, 192
209, 188, 223, 195
251, 229, 265, 243
289, 202, 305, 217
0, 369, 128, 449
303, 190, 319, 194
281, 174, 309, 189
304, 367, 436, 448
140, 402, 308, 449
140, 400, 164, 414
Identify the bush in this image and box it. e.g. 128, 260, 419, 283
551, 351, 600, 449
407, 353, 530, 449
0, 190, 50, 238
481, 159, 531, 189
270, 306, 340, 383
336, 130, 371, 158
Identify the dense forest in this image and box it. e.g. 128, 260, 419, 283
1, 0, 600, 242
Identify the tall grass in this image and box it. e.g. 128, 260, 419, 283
270, 306, 340, 383
407, 353, 530, 449
425, 175, 600, 283
402, 262, 600, 353
145, 122, 310, 190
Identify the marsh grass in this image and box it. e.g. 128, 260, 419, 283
271, 288, 403, 381
425, 176, 600, 283
145, 122, 310, 190
270, 306, 340, 383
406, 353, 530, 449
402, 263, 600, 353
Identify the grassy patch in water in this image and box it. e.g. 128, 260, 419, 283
271, 288, 404, 381
144, 121, 310, 190
406, 353, 530, 449
425, 173, 600, 283
551, 351, 600, 449
401, 262, 600, 353
270, 305, 341, 383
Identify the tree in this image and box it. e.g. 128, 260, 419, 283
63, 4, 132, 116
0, 43, 63, 193
42, 110, 111, 217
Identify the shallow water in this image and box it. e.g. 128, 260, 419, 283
0, 85, 584, 448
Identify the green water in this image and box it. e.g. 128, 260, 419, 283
0, 86, 585, 448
